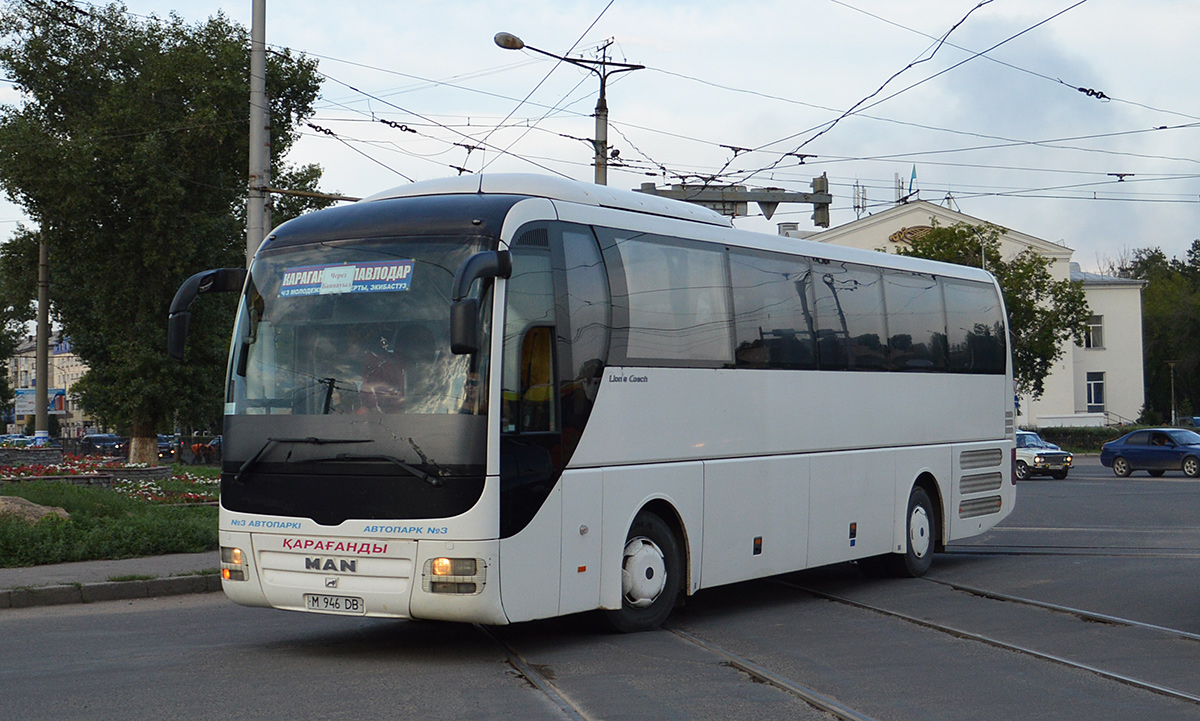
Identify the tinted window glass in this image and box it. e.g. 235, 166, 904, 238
810, 260, 888, 371
558, 226, 610, 453
943, 280, 1006, 374
883, 271, 947, 371
602, 231, 732, 364
558, 226, 610, 382
729, 251, 816, 369
501, 231, 557, 434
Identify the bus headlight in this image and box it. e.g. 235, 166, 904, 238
221, 546, 247, 582
423, 557, 485, 595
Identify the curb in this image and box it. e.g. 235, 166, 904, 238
1, 573, 222, 610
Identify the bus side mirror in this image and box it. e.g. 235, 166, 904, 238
450, 298, 480, 355
450, 250, 511, 355
168, 267, 247, 361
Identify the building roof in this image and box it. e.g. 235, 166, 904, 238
1069, 262, 1147, 288
806, 199, 1075, 260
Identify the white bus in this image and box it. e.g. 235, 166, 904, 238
169, 174, 1015, 632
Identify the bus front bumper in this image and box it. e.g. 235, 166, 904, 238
218, 530, 507, 624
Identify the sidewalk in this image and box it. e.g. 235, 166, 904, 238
0, 551, 221, 610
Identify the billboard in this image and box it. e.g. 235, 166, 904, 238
14, 388, 66, 415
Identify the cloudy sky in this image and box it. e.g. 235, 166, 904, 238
3, 0, 1198, 270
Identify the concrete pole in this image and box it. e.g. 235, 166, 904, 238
246, 0, 270, 267
593, 80, 608, 186
34, 236, 49, 443
1169, 361, 1177, 426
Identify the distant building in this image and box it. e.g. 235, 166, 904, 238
781, 200, 1145, 428
7, 333, 93, 436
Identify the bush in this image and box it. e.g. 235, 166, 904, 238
0, 480, 217, 567
1032, 426, 1131, 453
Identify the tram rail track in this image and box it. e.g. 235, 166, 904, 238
666, 627, 879, 721
476, 624, 591, 721
925, 577, 1200, 644
477, 621, 882, 721
773, 578, 1200, 708
946, 544, 1200, 558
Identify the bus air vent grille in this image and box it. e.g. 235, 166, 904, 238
960, 471, 1003, 494
960, 448, 1003, 470
959, 496, 1002, 519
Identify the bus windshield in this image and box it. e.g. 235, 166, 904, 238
229, 236, 489, 418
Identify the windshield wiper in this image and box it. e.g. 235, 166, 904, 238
235, 437, 372, 482
305, 453, 442, 488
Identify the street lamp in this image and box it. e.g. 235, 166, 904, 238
495, 31, 643, 186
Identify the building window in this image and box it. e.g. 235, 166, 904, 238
1086, 371, 1105, 413
1084, 315, 1104, 348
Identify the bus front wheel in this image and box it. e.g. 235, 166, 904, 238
604, 511, 682, 633
888, 486, 936, 578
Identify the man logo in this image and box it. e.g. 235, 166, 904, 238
325, 577, 338, 589
305, 557, 358, 573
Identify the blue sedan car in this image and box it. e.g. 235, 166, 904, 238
1100, 428, 1200, 478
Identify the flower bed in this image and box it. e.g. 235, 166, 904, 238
0, 456, 219, 504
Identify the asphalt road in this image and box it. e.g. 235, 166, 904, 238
3, 455, 1198, 720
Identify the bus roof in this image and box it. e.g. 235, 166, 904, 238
363, 174, 734, 229
350, 173, 996, 287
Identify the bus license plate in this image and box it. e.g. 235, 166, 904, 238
304, 593, 365, 615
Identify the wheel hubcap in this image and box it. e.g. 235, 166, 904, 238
909, 506, 931, 559
621, 536, 667, 608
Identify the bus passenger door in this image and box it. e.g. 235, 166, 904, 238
498, 222, 612, 621
498, 231, 563, 622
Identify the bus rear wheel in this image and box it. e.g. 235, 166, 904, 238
887, 486, 937, 578
604, 511, 682, 633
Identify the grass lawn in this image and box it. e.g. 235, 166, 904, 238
0, 461, 219, 568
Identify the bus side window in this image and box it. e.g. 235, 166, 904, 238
520, 326, 557, 432
502, 227, 558, 434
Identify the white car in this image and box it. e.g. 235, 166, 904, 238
1015, 430, 1072, 480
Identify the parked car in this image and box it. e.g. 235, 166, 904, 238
80, 433, 121, 455
157, 434, 177, 461
1014, 430, 1072, 480
1100, 428, 1200, 478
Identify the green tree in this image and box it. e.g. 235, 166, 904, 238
895, 221, 1091, 399
1116, 243, 1200, 423
0, 225, 37, 412
0, 1, 324, 462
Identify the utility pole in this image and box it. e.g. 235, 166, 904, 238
246, 0, 270, 266
34, 236, 49, 444
1168, 360, 1178, 426
495, 33, 642, 185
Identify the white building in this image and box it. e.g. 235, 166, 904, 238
7, 333, 93, 436
781, 200, 1145, 428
